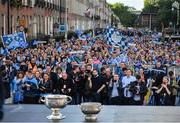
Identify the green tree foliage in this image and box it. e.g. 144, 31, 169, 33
143, 0, 177, 30
109, 3, 137, 27
143, 0, 159, 13
157, 0, 175, 28
10, 0, 22, 8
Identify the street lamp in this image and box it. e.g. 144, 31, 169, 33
92, 0, 99, 38
172, 1, 179, 35
65, 0, 68, 40
7, 0, 10, 34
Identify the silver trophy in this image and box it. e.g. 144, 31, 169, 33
80, 102, 102, 122
41, 94, 72, 120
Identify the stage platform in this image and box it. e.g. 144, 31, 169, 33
1, 105, 180, 123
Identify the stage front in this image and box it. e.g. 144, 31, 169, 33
2, 105, 180, 122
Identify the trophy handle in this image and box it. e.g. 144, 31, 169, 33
66, 96, 72, 104
40, 96, 45, 103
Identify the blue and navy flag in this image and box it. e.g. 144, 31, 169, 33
105, 27, 122, 46
75, 30, 83, 37
79, 35, 87, 40
33, 39, 39, 45
1, 32, 28, 49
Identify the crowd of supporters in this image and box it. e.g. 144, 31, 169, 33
0, 30, 179, 107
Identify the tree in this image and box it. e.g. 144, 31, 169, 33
142, 0, 177, 31
157, 0, 175, 31
10, 0, 22, 8
143, 0, 159, 13
109, 3, 138, 27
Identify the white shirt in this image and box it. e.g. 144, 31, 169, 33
122, 75, 136, 88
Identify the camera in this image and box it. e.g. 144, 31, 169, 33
128, 82, 139, 95
0, 106, 3, 121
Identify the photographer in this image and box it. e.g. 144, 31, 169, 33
91, 69, 102, 102
151, 61, 167, 105
168, 71, 179, 106
84, 64, 93, 102
0, 67, 4, 121
1, 57, 17, 104
156, 76, 172, 106
129, 75, 148, 105
108, 74, 123, 105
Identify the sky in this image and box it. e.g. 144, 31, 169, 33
107, 0, 144, 10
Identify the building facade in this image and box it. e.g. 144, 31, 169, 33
138, 12, 157, 30
0, 0, 119, 38
67, 0, 114, 31
0, 0, 64, 37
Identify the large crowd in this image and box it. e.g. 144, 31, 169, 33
0, 29, 179, 106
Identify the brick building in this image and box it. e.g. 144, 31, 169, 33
0, 0, 120, 38
138, 12, 158, 30
0, 0, 64, 38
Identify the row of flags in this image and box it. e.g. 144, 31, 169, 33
0, 26, 162, 51
75, 30, 93, 41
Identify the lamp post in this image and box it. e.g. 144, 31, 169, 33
92, 8, 95, 38
92, 0, 99, 38
7, 0, 10, 34
65, 0, 68, 40
172, 1, 179, 35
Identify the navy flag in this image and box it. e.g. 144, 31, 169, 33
1, 32, 28, 49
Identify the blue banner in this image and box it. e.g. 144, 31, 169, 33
1, 32, 28, 49
105, 27, 122, 46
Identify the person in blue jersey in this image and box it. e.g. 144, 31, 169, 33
22, 69, 38, 104
12, 71, 25, 104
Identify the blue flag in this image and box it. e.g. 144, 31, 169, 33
75, 30, 83, 37
105, 27, 122, 46
1, 32, 28, 49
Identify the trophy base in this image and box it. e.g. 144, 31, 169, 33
46, 114, 65, 120
85, 114, 97, 122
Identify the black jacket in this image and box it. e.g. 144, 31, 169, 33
0, 76, 4, 106
108, 80, 123, 98
0, 76, 4, 121
38, 80, 52, 94
129, 80, 148, 102
56, 78, 73, 96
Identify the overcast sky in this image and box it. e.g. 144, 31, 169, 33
106, 0, 144, 10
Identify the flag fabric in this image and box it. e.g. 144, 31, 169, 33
79, 35, 87, 41
1, 32, 28, 49
105, 27, 122, 46
78, 31, 92, 40
75, 30, 83, 37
